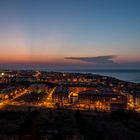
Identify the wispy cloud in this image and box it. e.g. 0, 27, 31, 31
65, 55, 117, 64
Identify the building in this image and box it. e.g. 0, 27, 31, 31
0, 87, 16, 101
52, 86, 69, 103
29, 84, 48, 93
78, 90, 127, 111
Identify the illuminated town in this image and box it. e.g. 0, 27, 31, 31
0, 70, 140, 112
0, 70, 140, 139
0, 70, 140, 140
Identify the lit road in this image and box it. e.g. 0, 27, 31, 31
47, 87, 56, 101
0, 89, 29, 109
42, 87, 56, 107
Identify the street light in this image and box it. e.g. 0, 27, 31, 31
1, 73, 4, 76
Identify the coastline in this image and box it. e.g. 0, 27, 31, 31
1, 69, 140, 84
56, 69, 140, 84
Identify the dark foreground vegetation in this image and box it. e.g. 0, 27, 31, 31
1, 109, 140, 140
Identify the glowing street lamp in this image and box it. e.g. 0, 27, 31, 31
1, 73, 4, 76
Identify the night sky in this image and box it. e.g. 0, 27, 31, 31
0, 0, 140, 69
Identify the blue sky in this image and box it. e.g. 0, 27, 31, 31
0, 0, 140, 69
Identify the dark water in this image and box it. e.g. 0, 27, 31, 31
1, 64, 140, 83
61, 69, 140, 83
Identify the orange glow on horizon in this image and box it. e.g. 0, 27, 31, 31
115, 56, 140, 63
0, 54, 91, 65
0, 54, 140, 64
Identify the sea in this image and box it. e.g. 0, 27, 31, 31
59, 69, 140, 83
1, 65, 140, 83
